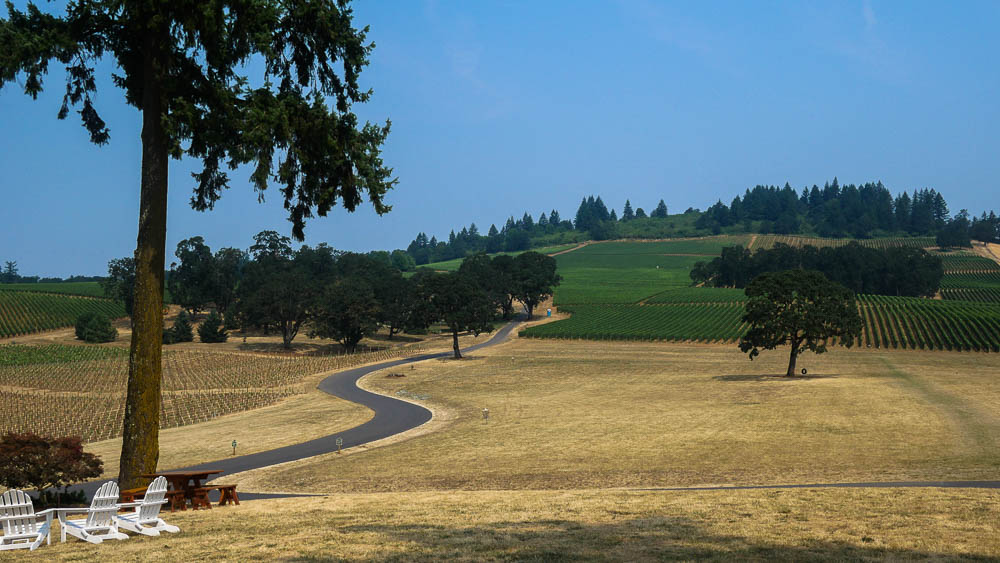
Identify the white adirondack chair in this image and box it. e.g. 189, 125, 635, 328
0, 489, 52, 551
54, 481, 129, 544
114, 476, 179, 536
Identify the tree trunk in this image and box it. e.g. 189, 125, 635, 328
786, 340, 800, 377
525, 302, 534, 319
118, 35, 168, 490
452, 328, 462, 359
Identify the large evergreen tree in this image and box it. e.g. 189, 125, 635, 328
621, 200, 635, 221
652, 199, 668, 218
2, 1, 398, 487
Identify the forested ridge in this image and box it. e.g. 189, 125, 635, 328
403, 179, 999, 265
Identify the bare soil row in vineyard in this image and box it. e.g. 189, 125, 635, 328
0, 343, 428, 442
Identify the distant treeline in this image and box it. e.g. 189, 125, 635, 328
0, 260, 102, 284
406, 196, 674, 265
691, 243, 943, 297
404, 179, 1000, 265
696, 179, 998, 243
102, 232, 560, 355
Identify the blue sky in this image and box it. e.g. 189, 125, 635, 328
1, 0, 998, 277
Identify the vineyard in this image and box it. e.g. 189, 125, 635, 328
553, 247, 702, 305
856, 296, 1000, 352
937, 253, 1000, 274
748, 235, 936, 251
0, 343, 423, 442
644, 287, 747, 304
0, 291, 126, 338
940, 288, 1000, 303
526, 297, 1000, 352
522, 303, 747, 342
0, 281, 105, 297
579, 236, 750, 255
420, 244, 579, 272
530, 237, 1000, 352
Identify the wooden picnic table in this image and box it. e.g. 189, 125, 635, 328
141, 470, 223, 511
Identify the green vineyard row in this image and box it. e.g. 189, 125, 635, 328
0, 292, 126, 338
937, 254, 1000, 273
0, 281, 105, 297
940, 271, 1000, 289
748, 235, 936, 251
522, 303, 748, 342
940, 288, 1000, 303
857, 295, 1000, 352
524, 298, 1000, 352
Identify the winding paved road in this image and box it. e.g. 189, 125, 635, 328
176, 318, 522, 477
76, 319, 522, 499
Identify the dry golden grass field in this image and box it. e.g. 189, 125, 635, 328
5, 331, 1000, 560
232, 338, 1000, 493
6, 488, 999, 561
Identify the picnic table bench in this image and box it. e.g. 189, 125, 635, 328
132, 471, 238, 511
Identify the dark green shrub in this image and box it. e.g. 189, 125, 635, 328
74, 312, 117, 343
198, 310, 228, 343
169, 310, 194, 343
223, 312, 240, 331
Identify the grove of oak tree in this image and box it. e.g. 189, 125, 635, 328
738, 270, 863, 377
1, 0, 396, 488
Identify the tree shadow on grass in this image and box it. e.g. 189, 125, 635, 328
284, 517, 995, 562
714, 373, 840, 382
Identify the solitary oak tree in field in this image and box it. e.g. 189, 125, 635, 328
1, 1, 395, 488
738, 270, 862, 377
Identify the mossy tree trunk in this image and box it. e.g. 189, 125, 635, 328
118, 36, 167, 490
